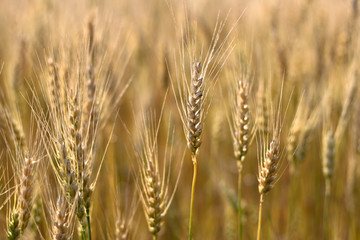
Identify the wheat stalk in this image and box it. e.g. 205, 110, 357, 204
256, 84, 288, 240
229, 67, 251, 240
171, 17, 235, 238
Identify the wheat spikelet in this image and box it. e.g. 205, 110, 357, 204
67, 90, 88, 229
322, 130, 335, 180
7, 212, 20, 240
57, 138, 77, 201
52, 197, 70, 240
335, 74, 357, 144
11, 119, 26, 154
257, 93, 284, 194
144, 161, 163, 236
232, 78, 250, 171
138, 145, 165, 237
85, 17, 98, 150
186, 62, 204, 155
87, 17, 95, 66
67, 89, 91, 222
67, 89, 89, 235
258, 138, 280, 195
68, 90, 84, 175
81, 170, 92, 214
41, 178, 74, 240
287, 127, 311, 175
287, 96, 319, 175
115, 216, 129, 240
322, 129, 334, 240
257, 86, 289, 195
6, 156, 35, 239
2, 110, 27, 154
18, 157, 34, 233
47, 58, 61, 113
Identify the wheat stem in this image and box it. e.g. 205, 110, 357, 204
188, 154, 197, 240
237, 165, 242, 240
256, 194, 264, 240
80, 229, 86, 240
86, 212, 91, 240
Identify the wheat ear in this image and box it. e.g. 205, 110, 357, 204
187, 61, 204, 240
52, 197, 70, 240
135, 112, 180, 240
7, 212, 20, 240
256, 85, 286, 240
230, 75, 251, 240
18, 156, 34, 233
322, 130, 334, 240
115, 215, 129, 240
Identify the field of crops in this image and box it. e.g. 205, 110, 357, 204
0, 0, 359, 239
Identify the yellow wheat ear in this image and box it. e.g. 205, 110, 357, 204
256, 79, 292, 240
133, 109, 182, 240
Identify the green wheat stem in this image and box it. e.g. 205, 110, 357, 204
86, 211, 91, 240
81, 229, 86, 240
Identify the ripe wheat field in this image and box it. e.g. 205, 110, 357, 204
0, 0, 359, 239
